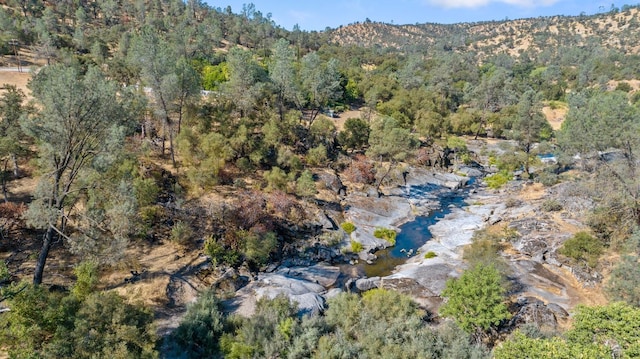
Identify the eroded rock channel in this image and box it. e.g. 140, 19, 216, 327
224, 165, 606, 326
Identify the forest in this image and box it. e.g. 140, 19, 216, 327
1, 0, 640, 358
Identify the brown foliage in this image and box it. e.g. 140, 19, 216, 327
342, 154, 376, 184
0, 202, 26, 234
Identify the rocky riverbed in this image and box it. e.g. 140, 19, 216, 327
222, 165, 607, 331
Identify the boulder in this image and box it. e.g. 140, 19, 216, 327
276, 265, 341, 288
355, 276, 381, 292
509, 297, 565, 330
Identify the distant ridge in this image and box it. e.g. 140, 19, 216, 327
328, 6, 640, 58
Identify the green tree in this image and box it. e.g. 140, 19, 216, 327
466, 67, 515, 139
0, 283, 158, 358
130, 26, 200, 168
0, 84, 30, 202
509, 89, 552, 175
225, 46, 264, 117
337, 117, 370, 152
296, 169, 317, 198
439, 264, 510, 336
298, 52, 342, 127
558, 90, 640, 233
269, 38, 298, 121
367, 116, 418, 162
22, 64, 137, 285
169, 289, 225, 358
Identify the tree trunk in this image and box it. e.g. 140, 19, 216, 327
169, 127, 177, 169
33, 226, 54, 285
11, 153, 19, 178
1, 159, 8, 203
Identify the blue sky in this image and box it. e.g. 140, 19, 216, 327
206, 1, 627, 31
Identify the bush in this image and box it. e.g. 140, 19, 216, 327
350, 240, 363, 253
72, 261, 99, 300
170, 221, 194, 246
295, 170, 317, 198
536, 171, 559, 187
242, 231, 278, 266
373, 227, 397, 245
341, 222, 356, 234
0, 261, 10, 283
168, 290, 225, 358
541, 199, 563, 212
204, 236, 241, 267
263, 166, 289, 192
306, 144, 328, 167
424, 251, 437, 259
440, 264, 510, 334
485, 171, 512, 189
0, 284, 158, 358
559, 231, 603, 268
133, 177, 159, 207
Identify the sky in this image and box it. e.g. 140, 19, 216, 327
206, 1, 630, 31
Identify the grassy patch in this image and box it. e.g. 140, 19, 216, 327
350, 240, 364, 253
373, 227, 397, 245
341, 222, 356, 234
485, 171, 512, 189
424, 251, 437, 259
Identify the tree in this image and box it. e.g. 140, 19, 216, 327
22, 64, 137, 285
367, 116, 418, 162
0, 84, 29, 174
298, 52, 342, 127
269, 38, 297, 121
508, 89, 552, 175
439, 264, 511, 337
558, 90, 640, 232
0, 283, 158, 358
0, 84, 30, 201
337, 117, 370, 152
466, 67, 515, 139
130, 26, 200, 168
367, 116, 418, 196
225, 46, 264, 117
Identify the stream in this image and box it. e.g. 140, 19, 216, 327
359, 179, 476, 278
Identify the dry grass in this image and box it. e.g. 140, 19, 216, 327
542, 106, 567, 131
0, 71, 31, 95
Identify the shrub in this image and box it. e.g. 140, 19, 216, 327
133, 177, 159, 207
295, 170, 317, 198
72, 261, 99, 300
242, 231, 278, 266
373, 227, 397, 245
204, 236, 241, 267
341, 222, 356, 234
168, 290, 225, 357
350, 240, 363, 253
541, 199, 563, 212
306, 144, 328, 167
485, 171, 512, 189
263, 166, 289, 192
559, 231, 603, 268
170, 221, 194, 246
0, 261, 9, 282
440, 264, 510, 334
0, 284, 158, 358
424, 251, 437, 259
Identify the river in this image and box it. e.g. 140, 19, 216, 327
359, 179, 476, 277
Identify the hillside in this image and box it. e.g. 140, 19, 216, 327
329, 7, 640, 58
